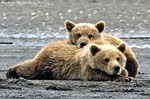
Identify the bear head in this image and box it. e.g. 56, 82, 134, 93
89, 43, 126, 76
65, 20, 105, 48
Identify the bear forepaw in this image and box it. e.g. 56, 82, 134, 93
6, 68, 19, 79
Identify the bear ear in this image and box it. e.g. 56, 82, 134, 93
90, 45, 100, 55
95, 21, 106, 33
118, 43, 126, 53
64, 20, 76, 32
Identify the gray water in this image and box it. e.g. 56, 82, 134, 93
0, 0, 149, 47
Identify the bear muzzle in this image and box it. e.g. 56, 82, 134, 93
77, 37, 90, 48
80, 41, 87, 48
113, 66, 121, 75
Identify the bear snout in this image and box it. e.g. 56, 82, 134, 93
113, 66, 120, 74
80, 41, 88, 48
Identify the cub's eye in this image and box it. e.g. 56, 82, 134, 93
104, 58, 110, 62
88, 34, 93, 39
117, 57, 120, 61
77, 33, 81, 38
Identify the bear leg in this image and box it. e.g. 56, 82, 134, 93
124, 47, 139, 78
125, 55, 139, 78
6, 59, 37, 79
28, 67, 53, 80
87, 68, 132, 82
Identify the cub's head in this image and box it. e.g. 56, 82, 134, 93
65, 20, 105, 48
89, 43, 126, 76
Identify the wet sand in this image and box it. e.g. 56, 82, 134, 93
0, 0, 150, 98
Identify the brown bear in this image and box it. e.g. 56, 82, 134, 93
65, 20, 139, 78
65, 20, 105, 48
6, 41, 130, 81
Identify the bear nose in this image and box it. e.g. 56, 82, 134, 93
80, 42, 87, 48
113, 66, 120, 74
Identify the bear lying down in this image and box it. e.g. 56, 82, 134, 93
65, 20, 139, 78
6, 41, 131, 81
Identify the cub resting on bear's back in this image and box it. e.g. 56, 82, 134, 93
65, 20, 105, 48
6, 41, 130, 81
65, 20, 139, 78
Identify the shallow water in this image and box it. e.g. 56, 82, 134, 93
0, 0, 150, 47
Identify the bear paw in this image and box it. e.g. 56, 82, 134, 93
115, 76, 133, 82
6, 68, 19, 79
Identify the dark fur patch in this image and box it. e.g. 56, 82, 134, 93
28, 68, 53, 80
88, 68, 120, 81
125, 58, 135, 77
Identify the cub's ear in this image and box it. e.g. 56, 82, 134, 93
118, 43, 126, 53
64, 20, 76, 32
90, 45, 100, 55
95, 21, 105, 33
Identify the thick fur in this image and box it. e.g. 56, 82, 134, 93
65, 20, 139, 78
65, 20, 105, 48
6, 41, 130, 81
102, 33, 139, 78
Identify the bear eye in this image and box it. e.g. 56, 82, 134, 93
77, 33, 81, 38
104, 58, 110, 62
117, 57, 120, 61
88, 34, 93, 39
